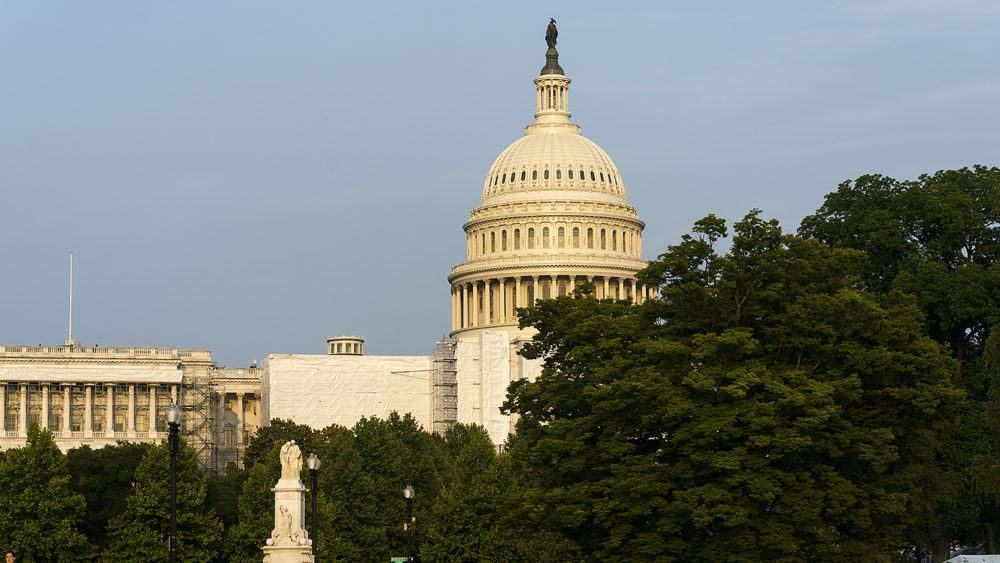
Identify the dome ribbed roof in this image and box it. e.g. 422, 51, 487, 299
481, 130, 626, 201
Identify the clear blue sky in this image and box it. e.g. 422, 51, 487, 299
2, 1, 998, 367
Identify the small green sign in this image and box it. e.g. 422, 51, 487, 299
390, 558, 407, 563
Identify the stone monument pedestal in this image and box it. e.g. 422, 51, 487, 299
262, 441, 314, 563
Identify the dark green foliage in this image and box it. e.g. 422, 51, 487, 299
0, 424, 94, 562
800, 165, 1000, 559
206, 465, 248, 529
104, 438, 222, 562
505, 212, 960, 561
67, 442, 151, 550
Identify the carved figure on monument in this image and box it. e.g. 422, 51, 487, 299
280, 440, 302, 480
545, 18, 558, 48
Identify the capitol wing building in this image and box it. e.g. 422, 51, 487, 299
0, 32, 650, 470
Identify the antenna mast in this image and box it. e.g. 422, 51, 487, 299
66, 252, 74, 347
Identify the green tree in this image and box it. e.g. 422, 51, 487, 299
505, 212, 960, 562
67, 442, 152, 551
104, 438, 222, 562
800, 165, 1000, 560
422, 424, 578, 562
0, 424, 93, 562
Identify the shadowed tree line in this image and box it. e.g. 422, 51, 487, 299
0, 166, 995, 562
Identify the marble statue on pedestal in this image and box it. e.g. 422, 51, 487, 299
262, 440, 314, 563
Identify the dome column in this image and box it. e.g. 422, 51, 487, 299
472, 282, 479, 327
532, 276, 539, 306
498, 278, 506, 323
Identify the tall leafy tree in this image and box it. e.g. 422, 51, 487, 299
0, 424, 93, 562
67, 442, 152, 551
104, 438, 222, 562
505, 212, 960, 561
800, 165, 1000, 560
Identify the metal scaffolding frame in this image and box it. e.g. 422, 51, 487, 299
430, 338, 457, 435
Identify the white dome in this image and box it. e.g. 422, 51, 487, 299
482, 130, 627, 201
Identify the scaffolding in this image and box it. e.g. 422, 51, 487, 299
430, 338, 457, 435
179, 360, 217, 472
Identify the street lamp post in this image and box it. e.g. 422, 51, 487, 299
165, 404, 183, 563
306, 453, 321, 557
403, 484, 415, 563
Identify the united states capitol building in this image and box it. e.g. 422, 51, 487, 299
0, 29, 653, 472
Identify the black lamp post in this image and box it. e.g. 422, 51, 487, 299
165, 403, 183, 563
306, 453, 321, 557
403, 484, 415, 563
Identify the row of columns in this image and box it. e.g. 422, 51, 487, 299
219, 392, 251, 448
0, 382, 179, 438
451, 275, 657, 331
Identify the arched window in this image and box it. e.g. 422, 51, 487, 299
543, 227, 550, 248
612, 230, 617, 250
491, 232, 496, 252
556, 169, 561, 180
580, 169, 585, 180
568, 169, 574, 180
544, 169, 550, 180
528, 227, 535, 249
587, 228, 594, 248
482, 233, 486, 254
532, 170, 538, 180
514, 229, 520, 250
501, 173, 506, 184
558, 227, 565, 248
572, 227, 580, 248
590, 171, 596, 181
601, 229, 607, 249
502, 230, 508, 251
542, 283, 551, 299
521, 171, 526, 181
600, 172, 605, 182
558, 284, 567, 297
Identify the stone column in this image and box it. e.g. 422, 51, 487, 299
485, 279, 492, 325
551, 275, 557, 298
0, 385, 6, 434
106, 384, 114, 435
461, 284, 468, 328
84, 385, 93, 437
498, 278, 506, 323
618, 278, 624, 300
451, 287, 458, 331
171, 384, 179, 405
603, 277, 610, 299
149, 385, 157, 435
41, 384, 50, 432
635, 282, 642, 305
237, 393, 246, 448
569, 275, 576, 292
62, 385, 71, 436
19, 384, 27, 436
532, 276, 539, 306
472, 282, 479, 327
127, 384, 136, 437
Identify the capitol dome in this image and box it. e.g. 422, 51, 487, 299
448, 30, 651, 339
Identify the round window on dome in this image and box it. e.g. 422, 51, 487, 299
590, 171, 596, 181
544, 169, 550, 180
580, 169, 585, 180
556, 169, 561, 180
600, 172, 605, 182
568, 169, 574, 180
521, 171, 526, 181
532, 170, 538, 180
501, 174, 506, 184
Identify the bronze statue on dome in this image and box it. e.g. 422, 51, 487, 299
546, 18, 558, 49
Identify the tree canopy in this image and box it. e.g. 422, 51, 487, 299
505, 211, 960, 561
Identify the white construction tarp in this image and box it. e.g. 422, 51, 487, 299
0, 363, 183, 383
263, 354, 432, 431
480, 331, 511, 445
455, 338, 481, 425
